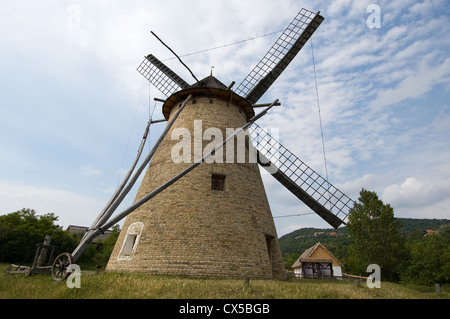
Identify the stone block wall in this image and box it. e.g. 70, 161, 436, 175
106, 93, 285, 279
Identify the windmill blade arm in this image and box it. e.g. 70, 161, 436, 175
137, 54, 190, 97
235, 9, 324, 104
258, 151, 345, 229
250, 123, 353, 229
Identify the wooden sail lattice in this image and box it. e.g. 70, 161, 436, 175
137, 54, 190, 97
235, 8, 324, 104
249, 123, 353, 228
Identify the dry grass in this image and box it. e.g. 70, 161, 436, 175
0, 264, 448, 299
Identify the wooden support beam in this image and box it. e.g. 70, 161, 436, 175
252, 102, 281, 108
150, 119, 168, 124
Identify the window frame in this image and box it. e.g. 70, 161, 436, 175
211, 174, 226, 191
118, 222, 144, 260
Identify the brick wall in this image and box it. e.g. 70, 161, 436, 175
106, 93, 286, 279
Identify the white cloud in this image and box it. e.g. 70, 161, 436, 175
382, 177, 450, 209
337, 174, 391, 199
0, 180, 106, 228
327, 0, 367, 17
370, 57, 450, 109
408, 0, 444, 16
380, 176, 450, 220
432, 113, 450, 132
80, 164, 102, 176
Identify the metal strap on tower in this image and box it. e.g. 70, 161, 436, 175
249, 123, 353, 228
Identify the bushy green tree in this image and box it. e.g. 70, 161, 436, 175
402, 224, 450, 285
0, 208, 119, 267
345, 189, 408, 281
0, 208, 75, 263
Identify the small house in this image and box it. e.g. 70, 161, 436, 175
291, 242, 343, 279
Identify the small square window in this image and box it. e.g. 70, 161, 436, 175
117, 222, 143, 261
122, 234, 138, 256
211, 174, 226, 191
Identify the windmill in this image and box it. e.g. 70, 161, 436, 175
51, 7, 354, 281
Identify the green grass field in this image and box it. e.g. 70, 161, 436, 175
0, 263, 447, 299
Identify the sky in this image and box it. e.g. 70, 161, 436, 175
1, 0, 449, 238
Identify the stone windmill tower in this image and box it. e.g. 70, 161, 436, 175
105, 74, 286, 278
102, 8, 353, 279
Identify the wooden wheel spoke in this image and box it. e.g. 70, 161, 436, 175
52, 253, 73, 282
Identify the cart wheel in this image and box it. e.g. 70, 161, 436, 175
52, 252, 74, 282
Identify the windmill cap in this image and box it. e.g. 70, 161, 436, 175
162, 75, 255, 120
188, 75, 228, 90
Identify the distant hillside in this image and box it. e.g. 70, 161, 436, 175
396, 218, 450, 238
279, 218, 450, 261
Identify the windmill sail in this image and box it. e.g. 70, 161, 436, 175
249, 123, 353, 229
235, 8, 324, 105
137, 54, 190, 97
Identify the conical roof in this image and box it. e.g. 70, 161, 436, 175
188, 75, 228, 90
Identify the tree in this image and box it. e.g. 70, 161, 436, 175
0, 208, 79, 263
345, 189, 408, 281
402, 224, 450, 285
0, 209, 63, 262
0, 208, 120, 267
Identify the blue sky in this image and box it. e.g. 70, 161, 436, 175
1, 0, 449, 237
